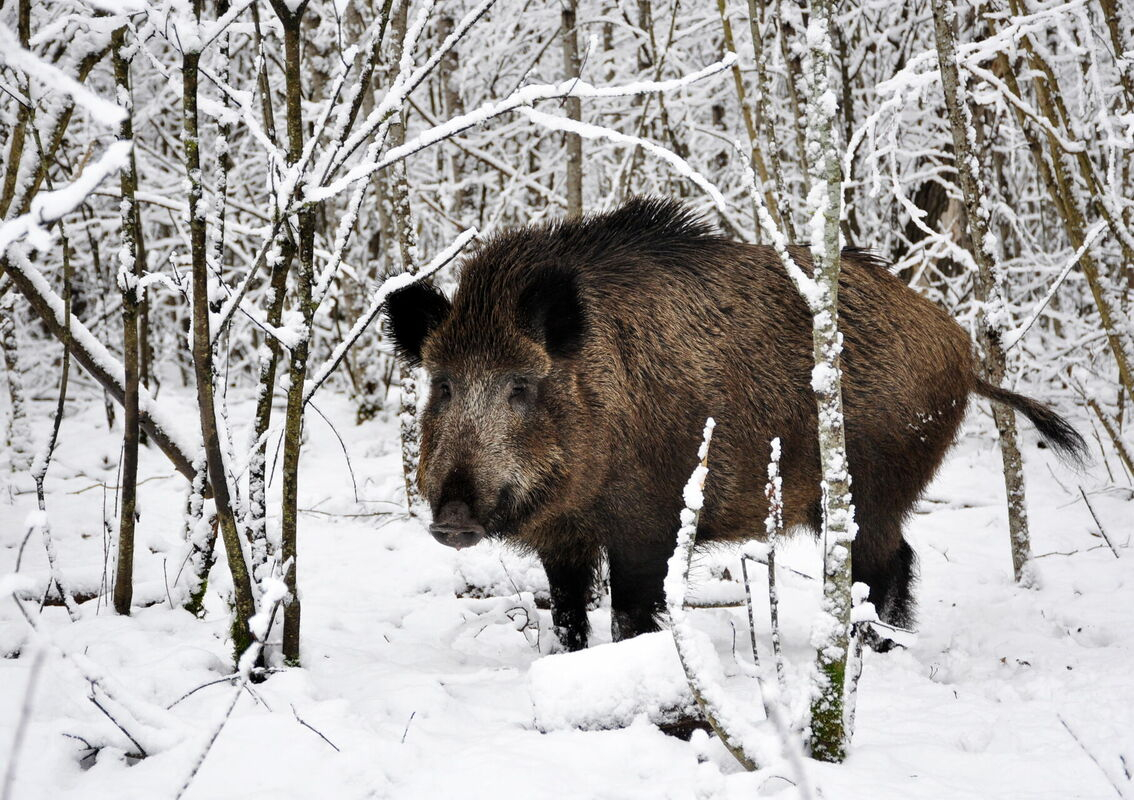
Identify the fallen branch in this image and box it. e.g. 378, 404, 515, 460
1, 248, 200, 485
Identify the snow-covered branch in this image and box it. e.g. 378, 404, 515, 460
307, 54, 737, 205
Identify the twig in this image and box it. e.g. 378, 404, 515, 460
764, 437, 787, 693
1079, 487, 1120, 558
1088, 399, 1134, 481
741, 558, 761, 671
167, 675, 239, 709
401, 711, 416, 744
291, 704, 341, 752
298, 508, 398, 519
1, 650, 46, 800
68, 473, 176, 495
1033, 544, 1111, 559
1059, 714, 1130, 799
35, 515, 79, 621
174, 589, 285, 799
309, 402, 359, 503
89, 689, 148, 758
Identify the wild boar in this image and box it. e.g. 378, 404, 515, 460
384, 197, 1084, 651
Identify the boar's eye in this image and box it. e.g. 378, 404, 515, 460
508, 379, 533, 409
434, 380, 452, 403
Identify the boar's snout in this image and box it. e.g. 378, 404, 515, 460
429, 501, 486, 550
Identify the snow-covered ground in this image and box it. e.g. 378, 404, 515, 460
1, 384, 1130, 799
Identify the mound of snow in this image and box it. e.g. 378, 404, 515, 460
529, 631, 714, 732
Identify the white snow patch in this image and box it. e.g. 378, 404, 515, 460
529, 632, 703, 731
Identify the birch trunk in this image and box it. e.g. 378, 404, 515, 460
802, 0, 857, 763
933, 0, 1033, 583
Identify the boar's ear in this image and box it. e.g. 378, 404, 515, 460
517, 266, 586, 359
383, 281, 451, 366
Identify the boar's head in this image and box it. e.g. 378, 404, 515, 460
384, 264, 588, 550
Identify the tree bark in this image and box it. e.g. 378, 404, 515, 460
113, 31, 143, 616
561, 0, 583, 217
271, 0, 315, 665
183, 6, 257, 657
717, 0, 783, 236
802, 0, 857, 763
933, 0, 1033, 583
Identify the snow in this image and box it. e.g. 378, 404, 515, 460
0, 387, 1131, 799
529, 632, 700, 732
0, 24, 124, 127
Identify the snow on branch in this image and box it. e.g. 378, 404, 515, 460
327, 0, 500, 180
0, 142, 133, 255
0, 23, 124, 127
520, 108, 728, 212
303, 226, 479, 404
307, 54, 737, 205
2, 247, 201, 483
736, 143, 819, 306
664, 419, 769, 773
1004, 220, 1109, 350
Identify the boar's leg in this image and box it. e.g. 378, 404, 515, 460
607, 545, 669, 643
541, 553, 595, 652
851, 518, 917, 651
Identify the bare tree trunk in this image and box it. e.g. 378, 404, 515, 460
272, 0, 316, 665
245, 247, 293, 581
0, 0, 31, 220
746, 0, 795, 241
239, 0, 296, 588
561, 0, 583, 217
0, 295, 31, 473
113, 30, 143, 616
717, 0, 783, 236
934, 0, 1033, 583
386, 3, 426, 518
183, 2, 257, 658
775, 0, 810, 178
437, 13, 470, 215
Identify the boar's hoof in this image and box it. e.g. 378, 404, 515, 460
429, 501, 487, 550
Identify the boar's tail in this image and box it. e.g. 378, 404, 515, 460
974, 379, 1088, 464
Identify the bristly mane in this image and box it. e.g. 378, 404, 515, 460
428, 197, 724, 364
583, 195, 720, 244
840, 246, 897, 274
461, 196, 721, 280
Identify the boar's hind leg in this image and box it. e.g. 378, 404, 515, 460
608, 545, 670, 643
852, 514, 917, 651
541, 552, 596, 652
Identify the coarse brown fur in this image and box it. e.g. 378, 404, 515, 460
385, 197, 1085, 651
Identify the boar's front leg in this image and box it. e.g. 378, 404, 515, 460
608, 544, 669, 643
540, 552, 595, 652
